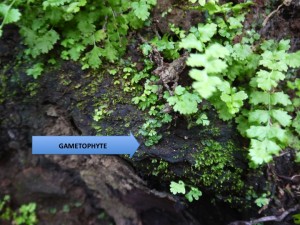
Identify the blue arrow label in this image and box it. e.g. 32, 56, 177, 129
32, 133, 139, 158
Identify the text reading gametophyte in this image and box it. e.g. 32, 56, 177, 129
59, 143, 107, 149
32, 134, 139, 157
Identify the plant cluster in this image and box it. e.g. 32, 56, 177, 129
129, 35, 209, 145
0, 0, 156, 77
129, 0, 300, 167
110, 0, 300, 204
0, 195, 38, 225
170, 180, 202, 202
178, 0, 300, 166
193, 140, 244, 192
108, 59, 173, 146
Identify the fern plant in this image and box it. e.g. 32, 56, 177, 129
241, 40, 299, 164
0, 0, 156, 73
0, 0, 21, 37
180, 0, 300, 165
170, 180, 202, 202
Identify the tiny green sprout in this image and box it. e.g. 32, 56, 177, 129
26, 63, 44, 79
170, 181, 186, 195
170, 181, 202, 202
254, 193, 270, 207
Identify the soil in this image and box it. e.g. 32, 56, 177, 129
0, 1, 300, 225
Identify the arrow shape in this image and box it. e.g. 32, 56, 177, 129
32, 132, 140, 158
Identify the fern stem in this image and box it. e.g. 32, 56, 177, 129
0, 0, 17, 31
109, 7, 121, 46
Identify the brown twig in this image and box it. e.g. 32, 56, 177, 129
262, 0, 292, 27
228, 205, 300, 225
262, 3, 284, 27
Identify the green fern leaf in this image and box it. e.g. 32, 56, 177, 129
249, 91, 269, 105
260, 50, 288, 71
267, 125, 287, 143
228, 16, 244, 29
271, 109, 292, 127
246, 125, 269, 141
43, 0, 71, 9
167, 86, 201, 114
271, 92, 292, 106
197, 23, 217, 43
249, 139, 281, 164
220, 90, 247, 114
22, 29, 60, 57
286, 51, 300, 68
179, 33, 203, 52
83, 46, 102, 69
206, 43, 230, 58
278, 39, 290, 51
170, 181, 186, 195
131, 1, 151, 21
292, 112, 300, 135
231, 43, 252, 60
248, 110, 270, 124
103, 42, 118, 62
185, 187, 202, 202
190, 69, 223, 98
187, 54, 227, 73
186, 54, 207, 67
0, 3, 21, 24
247, 125, 287, 143
255, 70, 285, 91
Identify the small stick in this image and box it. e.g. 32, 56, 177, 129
262, 3, 284, 27
262, 0, 292, 27
228, 205, 300, 225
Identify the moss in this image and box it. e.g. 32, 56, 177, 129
0, 65, 22, 103
0, 72, 8, 104
192, 139, 244, 193
60, 77, 72, 86
25, 82, 39, 97
151, 159, 169, 176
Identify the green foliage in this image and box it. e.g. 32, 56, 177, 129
151, 159, 169, 176
170, 180, 186, 194
21, 28, 60, 58
93, 104, 113, 122
170, 181, 202, 202
293, 213, 300, 224
62, 204, 70, 213
180, 0, 300, 165
0, 195, 38, 225
193, 140, 244, 191
0, 0, 156, 69
119, 60, 174, 146
0, 0, 21, 37
26, 63, 44, 79
13, 203, 37, 225
196, 113, 210, 126
189, 0, 219, 7
185, 187, 202, 202
254, 193, 270, 207
131, 0, 156, 21
130, 29, 216, 146
293, 112, 300, 135
167, 86, 201, 114
139, 118, 163, 146
132, 80, 159, 110
0, 195, 11, 221
150, 34, 180, 59
243, 40, 297, 165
